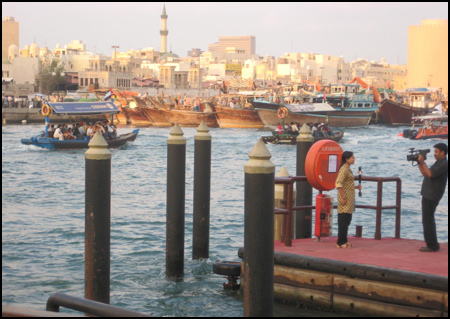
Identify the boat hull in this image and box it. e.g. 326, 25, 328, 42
256, 109, 371, 128
139, 107, 172, 127
212, 105, 264, 128
120, 107, 155, 126
157, 108, 219, 127
379, 99, 432, 125
21, 129, 139, 150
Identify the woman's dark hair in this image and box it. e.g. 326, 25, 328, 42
340, 151, 354, 169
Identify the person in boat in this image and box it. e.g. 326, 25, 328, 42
291, 122, 299, 135
276, 123, 283, 134
77, 123, 85, 138
63, 127, 76, 140
47, 124, 55, 138
335, 151, 363, 249
53, 124, 63, 140
417, 143, 448, 252
86, 123, 94, 139
311, 123, 319, 137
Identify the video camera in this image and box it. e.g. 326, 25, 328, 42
406, 148, 430, 165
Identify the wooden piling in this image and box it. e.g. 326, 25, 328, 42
295, 124, 314, 238
193, 121, 212, 260
84, 131, 111, 304
166, 124, 186, 279
244, 138, 275, 317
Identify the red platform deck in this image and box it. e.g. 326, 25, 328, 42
274, 237, 448, 277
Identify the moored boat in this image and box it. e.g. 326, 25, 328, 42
379, 87, 441, 125
211, 104, 264, 128
262, 130, 344, 145
157, 105, 219, 127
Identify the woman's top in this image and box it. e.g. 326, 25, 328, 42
335, 164, 355, 214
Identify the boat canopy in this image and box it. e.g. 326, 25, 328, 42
47, 101, 120, 115
284, 103, 336, 113
412, 114, 448, 121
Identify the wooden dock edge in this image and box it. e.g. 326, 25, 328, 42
238, 249, 448, 316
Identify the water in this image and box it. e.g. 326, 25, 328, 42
2, 124, 448, 316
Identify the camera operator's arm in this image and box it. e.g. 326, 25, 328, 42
418, 154, 432, 178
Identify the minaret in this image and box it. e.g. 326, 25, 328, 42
160, 4, 168, 55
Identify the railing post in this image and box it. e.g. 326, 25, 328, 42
166, 124, 186, 279
285, 181, 293, 247
395, 178, 402, 239
193, 121, 211, 260
244, 139, 275, 317
375, 179, 383, 240
85, 131, 111, 304
296, 124, 314, 238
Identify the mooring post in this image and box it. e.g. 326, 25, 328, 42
193, 121, 211, 260
166, 124, 186, 279
85, 131, 111, 304
244, 138, 275, 317
295, 123, 314, 238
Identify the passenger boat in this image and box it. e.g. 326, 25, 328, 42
399, 114, 448, 140
379, 87, 441, 125
20, 102, 139, 150
262, 130, 344, 145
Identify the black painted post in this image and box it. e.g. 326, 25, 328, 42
296, 124, 314, 238
166, 124, 186, 279
193, 121, 211, 260
85, 131, 111, 304
244, 139, 275, 317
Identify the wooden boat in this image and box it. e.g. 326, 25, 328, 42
138, 97, 172, 127
211, 104, 264, 128
157, 105, 219, 127
256, 104, 371, 128
21, 101, 139, 150
262, 126, 344, 145
379, 88, 441, 125
398, 114, 448, 140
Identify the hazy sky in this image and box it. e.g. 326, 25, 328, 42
2, 2, 448, 64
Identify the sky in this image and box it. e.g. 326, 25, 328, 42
2, 2, 448, 65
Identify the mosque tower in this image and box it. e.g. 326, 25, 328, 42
160, 4, 168, 55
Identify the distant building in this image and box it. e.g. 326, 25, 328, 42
187, 48, 202, 57
408, 19, 448, 95
2, 17, 19, 61
209, 36, 256, 55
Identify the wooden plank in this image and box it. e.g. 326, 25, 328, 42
333, 276, 445, 311
2, 305, 82, 317
274, 265, 333, 292
274, 283, 332, 309
444, 293, 448, 312
333, 294, 443, 317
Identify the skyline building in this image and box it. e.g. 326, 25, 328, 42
2, 17, 19, 60
408, 19, 448, 95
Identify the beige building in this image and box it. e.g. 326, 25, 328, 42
408, 19, 448, 95
2, 17, 19, 61
209, 36, 256, 55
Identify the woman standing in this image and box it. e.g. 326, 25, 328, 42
335, 151, 362, 248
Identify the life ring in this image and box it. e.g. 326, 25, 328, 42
277, 107, 288, 119
212, 260, 241, 277
41, 104, 53, 117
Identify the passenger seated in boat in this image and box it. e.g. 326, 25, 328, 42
86, 123, 93, 139
63, 128, 76, 140
47, 124, 55, 138
53, 124, 64, 140
291, 122, 299, 135
276, 124, 283, 134
104, 120, 117, 140
311, 123, 319, 137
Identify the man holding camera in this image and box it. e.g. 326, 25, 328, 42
417, 143, 448, 252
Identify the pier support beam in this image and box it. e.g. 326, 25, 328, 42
193, 122, 212, 260
85, 131, 111, 304
166, 124, 186, 279
295, 124, 314, 238
244, 139, 275, 317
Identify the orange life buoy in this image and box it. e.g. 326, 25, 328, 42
41, 104, 53, 117
277, 107, 288, 119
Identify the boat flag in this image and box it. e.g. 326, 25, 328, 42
104, 89, 113, 101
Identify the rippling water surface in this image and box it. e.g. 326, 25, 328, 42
2, 124, 448, 316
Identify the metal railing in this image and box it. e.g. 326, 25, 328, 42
274, 175, 402, 246
46, 293, 151, 317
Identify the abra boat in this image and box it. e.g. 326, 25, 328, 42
399, 114, 448, 140
21, 102, 139, 150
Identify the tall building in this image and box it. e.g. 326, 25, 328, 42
408, 19, 448, 95
2, 17, 19, 60
160, 5, 168, 54
210, 36, 256, 55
